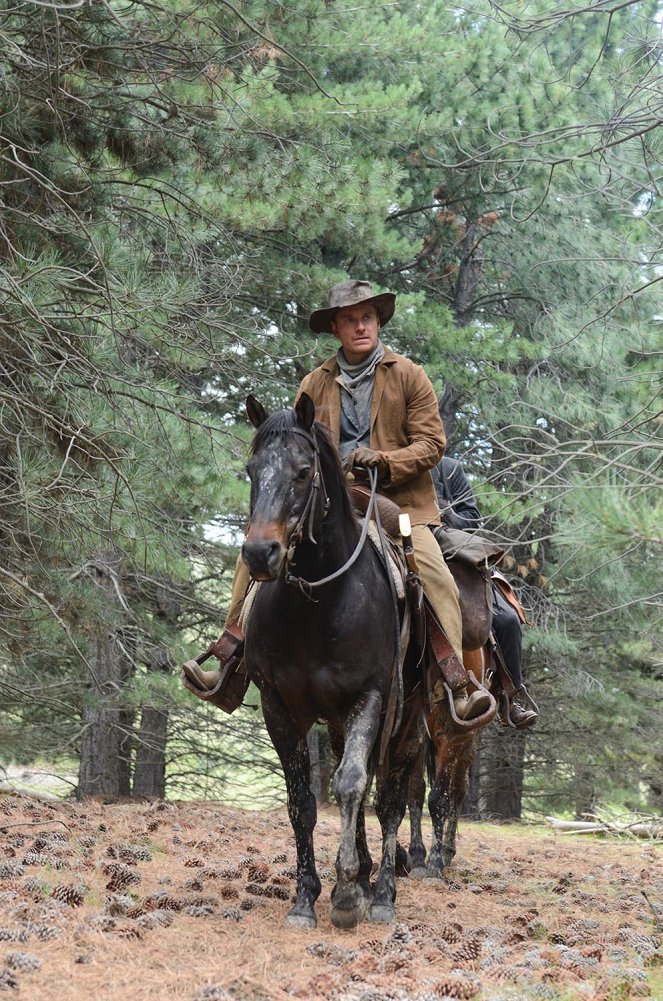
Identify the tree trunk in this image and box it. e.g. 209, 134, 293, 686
133, 707, 168, 798
481, 726, 526, 819
573, 765, 598, 820
453, 221, 483, 327
438, 381, 462, 445
78, 555, 132, 798
117, 709, 134, 797
461, 737, 483, 818
133, 646, 170, 799
78, 630, 128, 797
307, 727, 333, 804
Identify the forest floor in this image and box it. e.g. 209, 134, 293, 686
0, 793, 661, 1001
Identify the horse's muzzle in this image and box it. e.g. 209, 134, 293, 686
242, 538, 285, 581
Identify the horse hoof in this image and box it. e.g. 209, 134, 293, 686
368, 903, 395, 924
409, 866, 428, 881
286, 909, 317, 930
331, 896, 368, 930
395, 844, 411, 877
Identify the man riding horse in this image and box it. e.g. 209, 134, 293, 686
183, 280, 491, 723
431, 456, 538, 729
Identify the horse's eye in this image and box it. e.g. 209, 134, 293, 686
296, 466, 311, 481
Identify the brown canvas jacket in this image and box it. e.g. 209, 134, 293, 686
297, 346, 445, 526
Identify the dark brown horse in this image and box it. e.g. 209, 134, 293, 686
399, 558, 495, 877
241, 394, 425, 929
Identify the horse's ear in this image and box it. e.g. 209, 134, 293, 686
295, 392, 315, 430
246, 395, 268, 428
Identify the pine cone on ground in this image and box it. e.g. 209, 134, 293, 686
217, 867, 241, 880
28, 922, 61, 941
0, 862, 24, 879
246, 861, 269, 883
185, 904, 214, 917
143, 893, 182, 912
0, 968, 19, 991
102, 863, 141, 890
431, 976, 479, 998
5, 951, 41, 972
184, 877, 204, 891
219, 885, 239, 900
244, 882, 289, 900
51, 884, 85, 907
451, 936, 481, 963
440, 922, 464, 944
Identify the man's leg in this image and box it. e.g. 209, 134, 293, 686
492, 588, 537, 728
411, 524, 490, 721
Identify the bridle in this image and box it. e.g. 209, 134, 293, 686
276, 422, 378, 592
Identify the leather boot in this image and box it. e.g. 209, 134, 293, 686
181, 623, 246, 711
453, 685, 492, 721
508, 690, 538, 729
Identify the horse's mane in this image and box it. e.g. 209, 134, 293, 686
250, 408, 356, 524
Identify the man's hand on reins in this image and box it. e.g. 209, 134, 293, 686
345, 447, 389, 480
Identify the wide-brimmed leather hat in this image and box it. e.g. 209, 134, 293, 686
308, 280, 396, 334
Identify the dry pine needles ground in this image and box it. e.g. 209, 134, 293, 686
0, 793, 661, 1000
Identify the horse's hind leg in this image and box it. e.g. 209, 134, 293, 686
261, 689, 321, 929
370, 764, 409, 923
371, 705, 425, 922
406, 744, 428, 877
331, 690, 381, 930
355, 801, 374, 901
427, 732, 477, 877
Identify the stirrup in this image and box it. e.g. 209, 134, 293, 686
497, 684, 539, 729
444, 671, 497, 731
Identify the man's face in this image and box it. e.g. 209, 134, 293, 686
331, 303, 380, 364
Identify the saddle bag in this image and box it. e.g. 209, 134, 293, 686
433, 526, 505, 569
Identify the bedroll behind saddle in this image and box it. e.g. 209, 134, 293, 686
433, 525, 505, 569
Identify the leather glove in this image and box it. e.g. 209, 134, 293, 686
346, 447, 389, 480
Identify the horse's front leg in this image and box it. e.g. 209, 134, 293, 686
261, 688, 321, 929
330, 689, 382, 929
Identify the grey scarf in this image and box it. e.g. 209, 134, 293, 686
336, 342, 385, 458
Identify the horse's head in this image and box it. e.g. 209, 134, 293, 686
242, 393, 326, 580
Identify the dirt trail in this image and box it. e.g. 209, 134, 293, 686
0, 794, 660, 1000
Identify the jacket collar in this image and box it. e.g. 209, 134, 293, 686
320, 345, 399, 374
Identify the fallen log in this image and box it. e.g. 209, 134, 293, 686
546, 816, 663, 839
